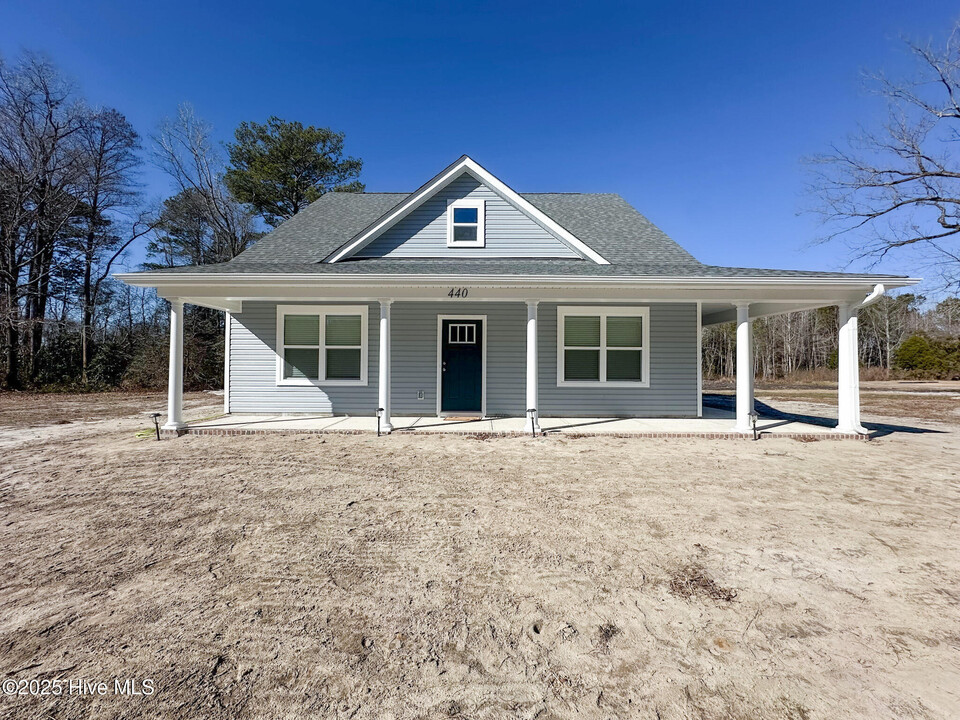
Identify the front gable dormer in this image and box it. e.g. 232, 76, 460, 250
325, 156, 609, 264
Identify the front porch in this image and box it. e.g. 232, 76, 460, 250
142, 279, 906, 439
175, 403, 866, 439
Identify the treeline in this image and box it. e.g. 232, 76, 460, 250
3, 53, 959, 393
0, 53, 362, 390
703, 295, 960, 381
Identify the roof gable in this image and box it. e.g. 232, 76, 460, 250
325, 156, 609, 264
353, 171, 582, 259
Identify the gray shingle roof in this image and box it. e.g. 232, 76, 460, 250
140, 191, 905, 280
232, 192, 406, 264
231, 191, 702, 268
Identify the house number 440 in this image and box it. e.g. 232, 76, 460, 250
447, 287, 469, 298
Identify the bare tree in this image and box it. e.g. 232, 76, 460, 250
71, 107, 152, 382
0, 53, 86, 386
152, 104, 259, 262
811, 24, 960, 290
149, 105, 263, 391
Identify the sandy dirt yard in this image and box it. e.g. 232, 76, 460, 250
0, 391, 958, 719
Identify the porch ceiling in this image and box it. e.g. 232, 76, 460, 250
699, 301, 839, 325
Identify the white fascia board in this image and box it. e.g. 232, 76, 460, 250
116, 272, 922, 291
324, 156, 610, 265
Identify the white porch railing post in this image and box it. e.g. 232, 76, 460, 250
733, 302, 754, 433
524, 300, 541, 434
378, 299, 393, 433
836, 303, 864, 433
162, 299, 185, 431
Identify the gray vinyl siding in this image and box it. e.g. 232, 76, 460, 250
390, 301, 526, 415
229, 302, 379, 414
538, 303, 699, 417
355, 173, 581, 259
228, 301, 698, 417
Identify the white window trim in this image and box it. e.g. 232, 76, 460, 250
446, 199, 485, 248
556, 306, 650, 388
276, 304, 369, 386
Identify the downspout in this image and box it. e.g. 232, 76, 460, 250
857, 283, 885, 309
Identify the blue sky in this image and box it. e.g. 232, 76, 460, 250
2, 1, 956, 287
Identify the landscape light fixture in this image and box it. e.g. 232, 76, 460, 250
526, 408, 538, 438
150, 412, 162, 441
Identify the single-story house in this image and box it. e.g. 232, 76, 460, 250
117, 156, 918, 435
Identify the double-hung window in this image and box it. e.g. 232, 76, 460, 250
557, 306, 649, 387
276, 305, 368, 385
447, 199, 485, 247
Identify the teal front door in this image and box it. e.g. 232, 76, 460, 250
441, 319, 483, 413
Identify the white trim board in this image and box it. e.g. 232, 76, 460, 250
436, 314, 488, 417
119, 272, 919, 291
325, 156, 609, 264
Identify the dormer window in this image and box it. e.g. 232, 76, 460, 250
447, 199, 485, 247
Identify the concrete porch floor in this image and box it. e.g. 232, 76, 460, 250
181, 406, 863, 439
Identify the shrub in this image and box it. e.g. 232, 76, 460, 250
122, 337, 168, 389
33, 333, 83, 388
87, 338, 134, 388
893, 333, 960, 378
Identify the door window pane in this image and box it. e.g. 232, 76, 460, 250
326, 314, 361, 346
284, 348, 319, 379
607, 349, 642, 381
564, 316, 600, 347
284, 315, 319, 345
564, 349, 600, 381
607, 316, 642, 347
326, 348, 361, 379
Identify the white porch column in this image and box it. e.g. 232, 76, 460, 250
524, 300, 541, 434
733, 302, 754, 433
162, 299, 185, 430
836, 303, 864, 433
223, 310, 231, 415
378, 299, 393, 433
